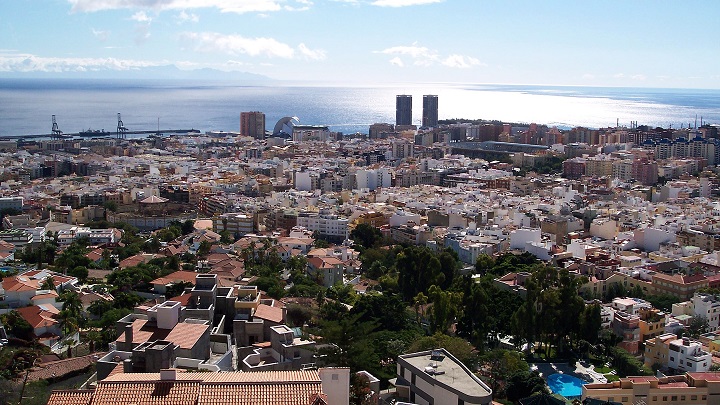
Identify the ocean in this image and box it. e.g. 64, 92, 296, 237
0, 79, 719, 137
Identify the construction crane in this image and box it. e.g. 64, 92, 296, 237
51, 115, 63, 139
116, 112, 128, 139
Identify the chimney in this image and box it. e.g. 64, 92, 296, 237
124, 324, 133, 348
160, 369, 177, 381
123, 359, 133, 373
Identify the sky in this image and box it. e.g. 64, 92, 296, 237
0, 0, 718, 88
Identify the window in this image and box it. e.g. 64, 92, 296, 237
621, 397, 628, 402
692, 395, 697, 400
681, 396, 685, 401
332, 374, 339, 381
458, 400, 464, 405
671, 396, 677, 401
663, 397, 668, 401
411, 374, 416, 384
670, 357, 675, 361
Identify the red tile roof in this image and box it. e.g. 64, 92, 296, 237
92, 381, 200, 405
115, 319, 209, 350
151, 270, 198, 286
254, 304, 284, 324
77, 370, 328, 405
46, 390, 94, 405
16, 304, 59, 329
27, 353, 106, 382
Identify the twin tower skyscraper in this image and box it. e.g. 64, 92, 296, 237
396, 94, 438, 128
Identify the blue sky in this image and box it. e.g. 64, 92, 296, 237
0, 0, 718, 88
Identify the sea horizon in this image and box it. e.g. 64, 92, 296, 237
1, 77, 719, 137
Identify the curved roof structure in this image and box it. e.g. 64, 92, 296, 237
272, 116, 299, 136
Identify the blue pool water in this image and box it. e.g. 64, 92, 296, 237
547, 373, 586, 398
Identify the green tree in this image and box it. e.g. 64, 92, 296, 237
165, 281, 193, 299
350, 223, 382, 250
350, 293, 409, 331
645, 293, 681, 312
480, 349, 530, 395
474, 254, 495, 275
408, 333, 476, 368
686, 316, 709, 338
0, 311, 33, 340
68, 266, 89, 284
427, 285, 462, 334
314, 313, 379, 371
197, 240, 212, 257
505, 371, 548, 402
219, 230, 233, 244
103, 200, 118, 212
579, 303, 602, 344
40, 276, 56, 291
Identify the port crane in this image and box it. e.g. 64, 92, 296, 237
51, 115, 63, 139
116, 113, 128, 139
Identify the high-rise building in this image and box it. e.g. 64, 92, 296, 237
240, 111, 266, 139
396, 95, 412, 126
422, 95, 438, 127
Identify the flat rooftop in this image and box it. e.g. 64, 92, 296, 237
399, 349, 491, 399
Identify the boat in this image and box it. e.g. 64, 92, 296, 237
78, 129, 110, 137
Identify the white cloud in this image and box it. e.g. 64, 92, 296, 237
0, 52, 166, 72
631, 74, 646, 81
377, 45, 434, 59
91, 28, 109, 41
441, 54, 483, 68
582, 73, 596, 80
371, 0, 442, 7
376, 44, 482, 69
68, 0, 308, 14
131, 10, 152, 22
298, 43, 326, 60
389, 57, 403, 67
176, 10, 199, 23
181, 32, 322, 59
613, 73, 625, 78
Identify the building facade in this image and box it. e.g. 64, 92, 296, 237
396, 95, 412, 126
240, 111, 266, 139
422, 95, 438, 128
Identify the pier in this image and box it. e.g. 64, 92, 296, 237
0, 129, 201, 140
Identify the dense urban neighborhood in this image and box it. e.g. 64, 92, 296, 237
2, 107, 720, 405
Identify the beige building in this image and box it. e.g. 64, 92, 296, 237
582, 372, 720, 405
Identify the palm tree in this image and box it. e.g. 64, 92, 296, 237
59, 291, 85, 331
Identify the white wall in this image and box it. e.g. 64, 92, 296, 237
319, 367, 350, 405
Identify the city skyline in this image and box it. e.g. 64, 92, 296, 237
0, 1, 718, 89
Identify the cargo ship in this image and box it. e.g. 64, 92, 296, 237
78, 129, 110, 137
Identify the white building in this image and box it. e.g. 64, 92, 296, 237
509, 228, 541, 250
56, 227, 122, 246
395, 348, 492, 405
667, 337, 712, 372
214, 213, 255, 237
355, 168, 392, 191
672, 293, 720, 332
296, 211, 349, 241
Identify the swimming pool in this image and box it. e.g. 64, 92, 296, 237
547, 373, 586, 398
